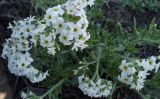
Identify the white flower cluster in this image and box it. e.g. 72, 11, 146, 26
1, 0, 95, 83
1, 17, 48, 83
118, 56, 160, 91
44, 0, 95, 51
78, 75, 112, 98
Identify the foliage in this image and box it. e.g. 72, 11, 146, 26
120, 0, 160, 12
31, 0, 66, 15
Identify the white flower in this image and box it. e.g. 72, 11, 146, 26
54, 17, 65, 32
45, 9, 58, 26
8, 23, 14, 29
72, 0, 85, 9
21, 91, 36, 99
51, 5, 64, 15
14, 59, 27, 68
40, 34, 54, 48
138, 71, 149, 79
25, 15, 36, 24
21, 92, 28, 99
149, 56, 160, 73
87, 0, 95, 7
137, 59, 154, 71
136, 79, 144, 91
155, 63, 160, 73
59, 30, 73, 45
76, 32, 90, 43
32, 24, 46, 36
71, 42, 88, 51
1, 44, 10, 59
119, 60, 136, 75
16, 42, 31, 52
118, 72, 133, 84
131, 77, 145, 91
31, 71, 49, 83
78, 18, 89, 30
69, 22, 82, 37
119, 60, 130, 71
23, 24, 35, 35
78, 75, 112, 98
64, 2, 75, 15
47, 47, 56, 55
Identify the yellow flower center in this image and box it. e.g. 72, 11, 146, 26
73, 27, 78, 32
124, 78, 128, 81
149, 61, 153, 65
63, 36, 67, 40
26, 28, 30, 32
48, 15, 52, 19
21, 63, 25, 67
123, 66, 128, 71
82, 24, 86, 29
53, 8, 58, 11
45, 40, 49, 44
58, 24, 63, 28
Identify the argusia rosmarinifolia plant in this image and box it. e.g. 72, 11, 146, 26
1, 0, 160, 98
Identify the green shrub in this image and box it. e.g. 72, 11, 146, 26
120, 0, 160, 12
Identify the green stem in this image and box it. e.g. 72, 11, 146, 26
41, 78, 66, 98
93, 48, 102, 79
109, 82, 117, 99
114, 54, 133, 61
95, 57, 100, 78
34, 46, 37, 56
134, 90, 146, 99
132, 38, 160, 44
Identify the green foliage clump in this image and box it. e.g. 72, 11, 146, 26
31, 0, 65, 14
120, 0, 160, 12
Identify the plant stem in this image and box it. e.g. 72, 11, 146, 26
134, 90, 146, 99
109, 82, 117, 99
132, 38, 160, 44
93, 47, 102, 79
95, 56, 100, 77
114, 54, 133, 61
41, 78, 66, 98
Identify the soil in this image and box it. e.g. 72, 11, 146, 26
103, 0, 160, 32
0, 65, 12, 99
0, 0, 159, 99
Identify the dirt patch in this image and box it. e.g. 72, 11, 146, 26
0, 66, 12, 99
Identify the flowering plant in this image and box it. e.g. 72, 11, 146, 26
118, 56, 160, 91
1, 0, 160, 99
2, 0, 93, 83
